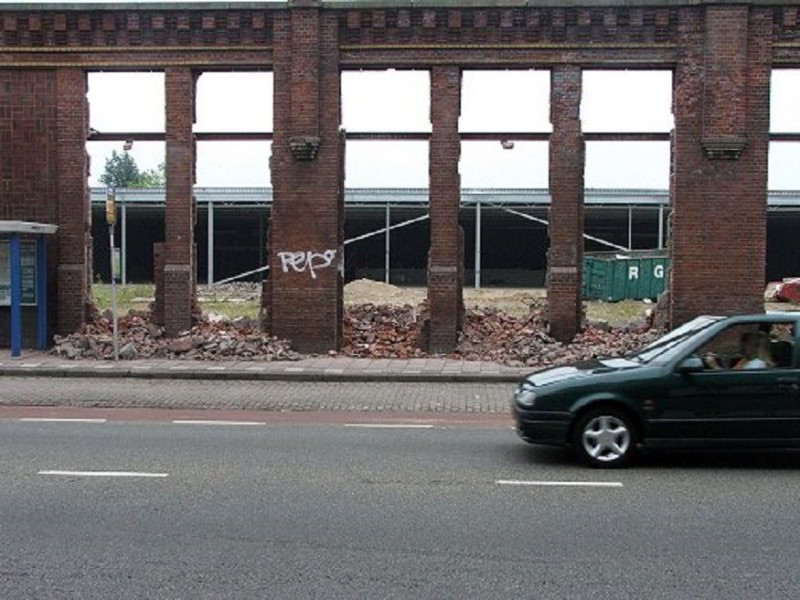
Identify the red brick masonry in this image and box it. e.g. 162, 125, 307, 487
1, 1, 792, 349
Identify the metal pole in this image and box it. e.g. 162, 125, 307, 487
106, 187, 119, 361
109, 223, 119, 360
475, 201, 482, 289
9, 234, 22, 358
36, 236, 48, 349
658, 206, 665, 250
208, 199, 215, 286
384, 204, 391, 284
120, 194, 127, 285
628, 206, 633, 251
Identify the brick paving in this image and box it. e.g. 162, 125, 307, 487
0, 350, 528, 414
0, 351, 527, 383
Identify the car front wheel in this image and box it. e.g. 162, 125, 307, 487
573, 408, 637, 468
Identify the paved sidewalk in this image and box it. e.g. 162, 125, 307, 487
0, 350, 529, 383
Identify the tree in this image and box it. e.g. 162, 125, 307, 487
99, 150, 140, 188
133, 163, 166, 188
100, 152, 167, 188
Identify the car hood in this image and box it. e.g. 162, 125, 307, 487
524, 357, 642, 386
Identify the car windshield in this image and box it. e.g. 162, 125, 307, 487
629, 316, 723, 364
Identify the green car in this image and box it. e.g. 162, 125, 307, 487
512, 313, 800, 468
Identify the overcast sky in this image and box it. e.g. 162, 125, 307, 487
84, 68, 800, 190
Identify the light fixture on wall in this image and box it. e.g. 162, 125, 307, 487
500, 140, 515, 150
123, 140, 133, 151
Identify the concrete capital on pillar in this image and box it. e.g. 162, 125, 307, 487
701, 136, 746, 160
288, 135, 321, 161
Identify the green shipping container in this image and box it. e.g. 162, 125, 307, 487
582, 252, 669, 301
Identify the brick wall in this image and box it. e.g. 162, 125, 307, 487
56, 68, 90, 335
427, 66, 464, 353
0, 68, 87, 338
1, 2, 790, 350
669, 5, 772, 326
548, 65, 584, 342
266, 8, 344, 353
162, 67, 195, 336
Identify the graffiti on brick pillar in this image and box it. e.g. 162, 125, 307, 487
278, 249, 337, 279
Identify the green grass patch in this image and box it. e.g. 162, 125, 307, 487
200, 298, 260, 320
93, 283, 154, 313
585, 299, 651, 327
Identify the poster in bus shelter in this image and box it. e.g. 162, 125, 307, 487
0, 240, 37, 306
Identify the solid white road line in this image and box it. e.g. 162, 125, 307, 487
171, 420, 265, 426
495, 480, 623, 488
20, 418, 107, 423
344, 424, 435, 429
38, 470, 168, 478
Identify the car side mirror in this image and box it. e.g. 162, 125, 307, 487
677, 356, 705, 374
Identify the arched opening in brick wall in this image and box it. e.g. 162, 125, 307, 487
769, 69, 800, 189
87, 72, 166, 286
582, 70, 672, 254
341, 70, 430, 286
767, 69, 800, 282
460, 70, 550, 287
194, 71, 272, 286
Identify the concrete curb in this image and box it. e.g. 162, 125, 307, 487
0, 365, 525, 384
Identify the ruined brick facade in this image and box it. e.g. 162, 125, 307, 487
1, 1, 796, 350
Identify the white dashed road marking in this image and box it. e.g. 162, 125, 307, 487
171, 420, 266, 426
496, 480, 623, 488
20, 418, 107, 423
344, 424, 435, 429
38, 470, 168, 478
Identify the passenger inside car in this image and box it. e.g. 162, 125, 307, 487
730, 332, 773, 369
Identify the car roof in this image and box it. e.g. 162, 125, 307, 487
712, 312, 800, 322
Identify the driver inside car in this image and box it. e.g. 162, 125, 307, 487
703, 330, 773, 370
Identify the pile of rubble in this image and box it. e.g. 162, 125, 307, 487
52, 301, 661, 368
51, 311, 301, 362
455, 306, 660, 367
766, 278, 800, 304
342, 303, 425, 359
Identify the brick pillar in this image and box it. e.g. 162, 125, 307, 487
548, 66, 585, 342
670, 6, 772, 326
56, 68, 90, 335
267, 4, 344, 353
162, 68, 196, 336
152, 242, 165, 326
427, 66, 463, 354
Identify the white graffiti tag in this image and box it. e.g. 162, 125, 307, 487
278, 249, 337, 279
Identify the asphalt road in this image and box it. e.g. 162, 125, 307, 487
2, 413, 800, 599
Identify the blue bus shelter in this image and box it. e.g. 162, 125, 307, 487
0, 221, 58, 358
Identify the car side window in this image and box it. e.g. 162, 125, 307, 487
696, 322, 795, 371
769, 323, 796, 369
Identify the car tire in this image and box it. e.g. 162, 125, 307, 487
573, 408, 637, 468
